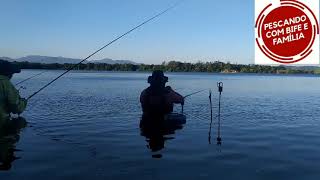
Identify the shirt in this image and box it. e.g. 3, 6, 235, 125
140, 86, 184, 115
0, 75, 27, 126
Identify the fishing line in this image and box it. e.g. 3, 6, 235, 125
27, 0, 185, 100
15, 71, 48, 86
16, 58, 92, 86
181, 89, 207, 114
183, 89, 207, 99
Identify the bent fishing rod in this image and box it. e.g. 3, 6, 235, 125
181, 89, 207, 113
183, 89, 207, 99
15, 58, 55, 86
27, 0, 185, 100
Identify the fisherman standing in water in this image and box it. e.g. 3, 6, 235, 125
140, 70, 184, 156
140, 70, 184, 117
0, 60, 28, 133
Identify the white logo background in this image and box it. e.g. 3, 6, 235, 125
255, 0, 319, 65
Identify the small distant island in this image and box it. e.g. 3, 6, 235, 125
1, 55, 320, 74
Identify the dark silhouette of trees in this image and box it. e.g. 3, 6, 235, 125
8, 60, 315, 74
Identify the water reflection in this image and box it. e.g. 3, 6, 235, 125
139, 113, 186, 158
0, 117, 27, 171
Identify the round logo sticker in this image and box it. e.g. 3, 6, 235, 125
255, 0, 319, 64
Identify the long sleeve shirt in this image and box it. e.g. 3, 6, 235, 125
140, 86, 184, 115
0, 75, 27, 126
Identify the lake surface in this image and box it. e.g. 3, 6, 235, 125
1, 70, 320, 179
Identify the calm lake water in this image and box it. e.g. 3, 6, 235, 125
1, 70, 320, 179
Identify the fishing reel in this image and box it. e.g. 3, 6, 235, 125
17, 86, 26, 92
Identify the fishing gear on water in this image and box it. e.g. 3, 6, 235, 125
208, 89, 213, 144
208, 82, 224, 145
26, 0, 185, 100
217, 82, 223, 145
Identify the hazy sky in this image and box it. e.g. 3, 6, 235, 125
0, 0, 254, 64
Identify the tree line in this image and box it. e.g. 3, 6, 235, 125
9, 61, 316, 74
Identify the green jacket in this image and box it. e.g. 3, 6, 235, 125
0, 75, 27, 126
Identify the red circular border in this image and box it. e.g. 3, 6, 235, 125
255, 0, 319, 64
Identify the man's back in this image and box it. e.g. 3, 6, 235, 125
140, 86, 183, 115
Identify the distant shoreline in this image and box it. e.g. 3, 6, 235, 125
10, 60, 320, 75
20, 69, 320, 77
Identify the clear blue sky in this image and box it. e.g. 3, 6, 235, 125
0, 0, 254, 64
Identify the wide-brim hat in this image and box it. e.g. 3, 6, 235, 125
148, 70, 168, 84
0, 60, 21, 75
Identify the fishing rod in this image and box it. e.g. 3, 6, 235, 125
181, 89, 207, 114
183, 89, 207, 99
217, 82, 223, 145
27, 0, 185, 100
15, 70, 48, 86
15, 60, 90, 86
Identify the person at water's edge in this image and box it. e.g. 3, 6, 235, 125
140, 70, 184, 116
0, 60, 28, 130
